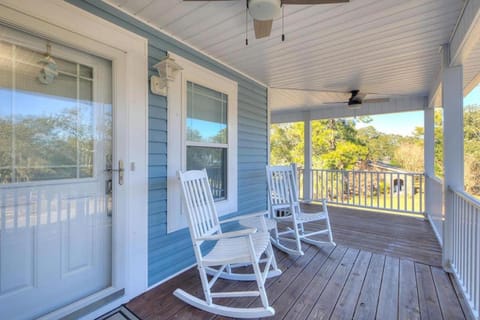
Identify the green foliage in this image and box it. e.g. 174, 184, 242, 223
321, 141, 368, 169
270, 122, 305, 166
464, 105, 480, 194
271, 116, 424, 171
433, 109, 444, 177
271, 119, 369, 169
270, 105, 480, 196
357, 126, 401, 162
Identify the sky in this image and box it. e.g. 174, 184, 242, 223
355, 85, 480, 137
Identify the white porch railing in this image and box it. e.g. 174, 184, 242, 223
298, 168, 425, 216
450, 188, 480, 318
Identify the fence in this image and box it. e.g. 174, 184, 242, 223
451, 189, 480, 318
298, 168, 425, 215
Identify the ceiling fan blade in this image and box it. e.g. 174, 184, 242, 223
282, 0, 349, 4
253, 19, 273, 39
363, 98, 390, 103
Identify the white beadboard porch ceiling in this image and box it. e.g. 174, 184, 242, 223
107, 0, 474, 112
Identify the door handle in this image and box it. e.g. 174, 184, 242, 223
115, 160, 124, 185
106, 160, 124, 185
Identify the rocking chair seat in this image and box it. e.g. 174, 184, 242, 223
239, 216, 277, 231
296, 211, 327, 223
203, 231, 271, 266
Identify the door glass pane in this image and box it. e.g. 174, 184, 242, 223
187, 146, 227, 200
187, 81, 227, 144
0, 42, 13, 183
79, 78, 94, 178
0, 41, 97, 183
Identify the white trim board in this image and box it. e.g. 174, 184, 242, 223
0, 1, 149, 318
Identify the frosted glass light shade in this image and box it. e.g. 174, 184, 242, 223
248, 0, 281, 20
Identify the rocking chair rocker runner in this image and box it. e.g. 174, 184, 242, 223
266, 165, 335, 256
174, 169, 281, 318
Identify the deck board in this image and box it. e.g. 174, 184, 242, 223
306, 248, 359, 319
376, 256, 400, 320
352, 253, 385, 320
127, 207, 466, 320
398, 259, 421, 320
416, 263, 444, 320
284, 246, 348, 320
329, 250, 371, 320
431, 266, 466, 320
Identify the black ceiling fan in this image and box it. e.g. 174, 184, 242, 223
325, 90, 390, 109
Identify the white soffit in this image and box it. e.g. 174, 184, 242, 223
108, 0, 465, 110
464, 42, 480, 96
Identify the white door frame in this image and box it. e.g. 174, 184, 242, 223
0, 0, 148, 318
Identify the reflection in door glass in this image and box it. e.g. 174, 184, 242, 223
0, 42, 111, 184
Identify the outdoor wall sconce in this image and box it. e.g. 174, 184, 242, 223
151, 55, 183, 96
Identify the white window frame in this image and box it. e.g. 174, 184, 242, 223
167, 53, 238, 233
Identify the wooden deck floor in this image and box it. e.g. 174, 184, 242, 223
127, 207, 468, 320
305, 205, 442, 267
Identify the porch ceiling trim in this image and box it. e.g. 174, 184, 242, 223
429, 0, 480, 107
449, 0, 480, 67
271, 95, 428, 123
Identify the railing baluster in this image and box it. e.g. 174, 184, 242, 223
404, 173, 408, 212
475, 207, 479, 311
362, 172, 368, 207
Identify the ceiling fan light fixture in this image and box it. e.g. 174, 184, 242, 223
248, 0, 281, 20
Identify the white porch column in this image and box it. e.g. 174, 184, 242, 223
424, 107, 435, 220
303, 118, 312, 201
442, 45, 464, 270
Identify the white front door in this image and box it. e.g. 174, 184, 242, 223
0, 25, 114, 319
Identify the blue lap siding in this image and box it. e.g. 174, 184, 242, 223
67, 0, 268, 286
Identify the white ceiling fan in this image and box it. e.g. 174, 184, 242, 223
184, 0, 349, 39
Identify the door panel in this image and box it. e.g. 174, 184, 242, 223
0, 25, 113, 319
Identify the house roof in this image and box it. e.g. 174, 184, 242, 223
108, 0, 478, 114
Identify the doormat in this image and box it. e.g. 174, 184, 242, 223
96, 305, 141, 320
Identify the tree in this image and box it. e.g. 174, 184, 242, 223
270, 119, 369, 170
321, 141, 369, 170
433, 110, 444, 177
270, 122, 305, 166
357, 126, 401, 162
464, 105, 480, 195
393, 142, 424, 172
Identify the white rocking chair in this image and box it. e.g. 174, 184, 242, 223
266, 164, 335, 256
174, 169, 281, 318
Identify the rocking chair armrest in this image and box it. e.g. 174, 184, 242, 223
197, 228, 257, 241
220, 211, 268, 224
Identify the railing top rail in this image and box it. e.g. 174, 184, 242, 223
309, 168, 424, 175
449, 186, 480, 209
425, 174, 443, 184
